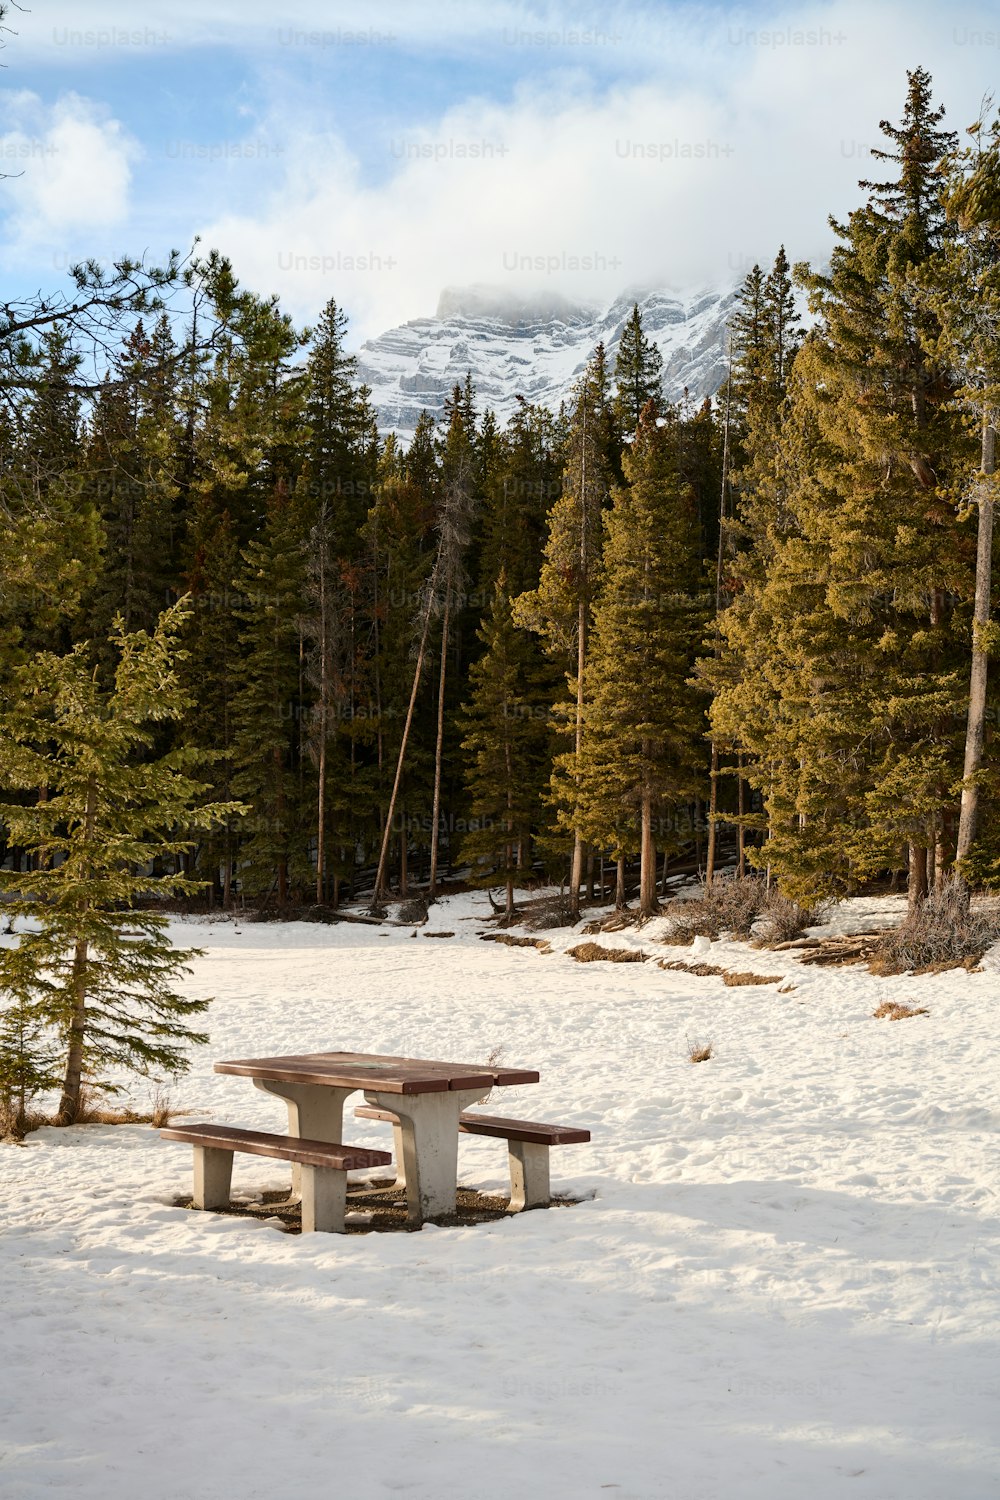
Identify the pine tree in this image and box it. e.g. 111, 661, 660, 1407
515, 352, 611, 915
920, 110, 1000, 887
613, 303, 663, 435
231, 485, 311, 907
0, 330, 101, 668
459, 579, 552, 918
706, 71, 970, 906
578, 406, 706, 915
0, 601, 238, 1124
83, 316, 184, 647
300, 298, 378, 556
428, 384, 478, 896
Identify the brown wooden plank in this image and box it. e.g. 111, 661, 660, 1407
160, 1123, 391, 1171
356, 1104, 590, 1146
318, 1051, 539, 1089
213, 1055, 453, 1093
458, 1113, 591, 1146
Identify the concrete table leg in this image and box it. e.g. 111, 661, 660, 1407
300, 1165, 347, 1233
364, 1087, 485, 1225
391, 1120, 407, 1189
193, 1146, 234, 1210
252, 1080, 354, 1196
508, 1141, 551, 1211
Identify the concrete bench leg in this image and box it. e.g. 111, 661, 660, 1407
300, 1164, 347, 1233
193, 1146, 234, 1210
253, 1080, 354, 1197
508, 1141, 550, 1211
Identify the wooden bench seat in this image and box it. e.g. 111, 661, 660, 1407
160, 1123, 391, 1233
355, 1106, 591, 1211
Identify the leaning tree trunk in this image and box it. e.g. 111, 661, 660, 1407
955, 416, 996, 889
371, 560, 441, 910
705, 743, 720, 886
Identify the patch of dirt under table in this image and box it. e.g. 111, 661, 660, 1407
173, 1180, 580, 1233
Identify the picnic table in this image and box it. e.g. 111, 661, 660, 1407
214, 1050, 541, 1224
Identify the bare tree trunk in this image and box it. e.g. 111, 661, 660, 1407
315, 548, 329, 906
428, 597, 451, 899
956, 417, 996, 886
639, 788, 657, 918
57, 776, 97, 1125
737, 755, 747, 878
706, 362, 733, 889
569, 590, 587, 920
615, 855, 626, 910
908, 842, 928, 916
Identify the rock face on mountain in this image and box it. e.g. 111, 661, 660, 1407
356, 283, 737, 438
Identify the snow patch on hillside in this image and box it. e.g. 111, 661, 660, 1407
357, 283, 739, 439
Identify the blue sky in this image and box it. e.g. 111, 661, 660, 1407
3, 0, 1000, 344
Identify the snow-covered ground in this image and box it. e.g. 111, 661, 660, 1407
3, 892, 999, 1500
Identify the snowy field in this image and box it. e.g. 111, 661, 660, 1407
3, 891, 999, 1500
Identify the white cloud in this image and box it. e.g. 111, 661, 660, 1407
187, 0, 1000, 342
1, 91, 138, 252
6, 0, 1000, 340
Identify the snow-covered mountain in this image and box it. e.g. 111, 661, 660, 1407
356, 283, 738, 439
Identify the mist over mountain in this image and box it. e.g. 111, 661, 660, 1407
357, 283, 739, 438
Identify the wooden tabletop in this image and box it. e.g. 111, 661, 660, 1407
214, 1050, 540, 1095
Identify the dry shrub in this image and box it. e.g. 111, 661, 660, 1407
0, 1101, 48, 1143
567, 942, 647, 964
688, 1041, 713, 1063
397, 897, 429, 924
873, 1001, 929, 1021
753, 892, 822, 947
581, 912, 636, 935
663, 877, 820, 947
869, 881, 1000, 975
521, 895, 576, 931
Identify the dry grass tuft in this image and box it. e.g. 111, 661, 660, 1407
72, 1086, 179, 1129
567, 942, 647, 964
660, 959, 781, 986
869, 881, 1000, 975
481, 933, 552, 953
688, 1041, 714, 1064
873, 1000, 929, 1021
721, 970, 783, 987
